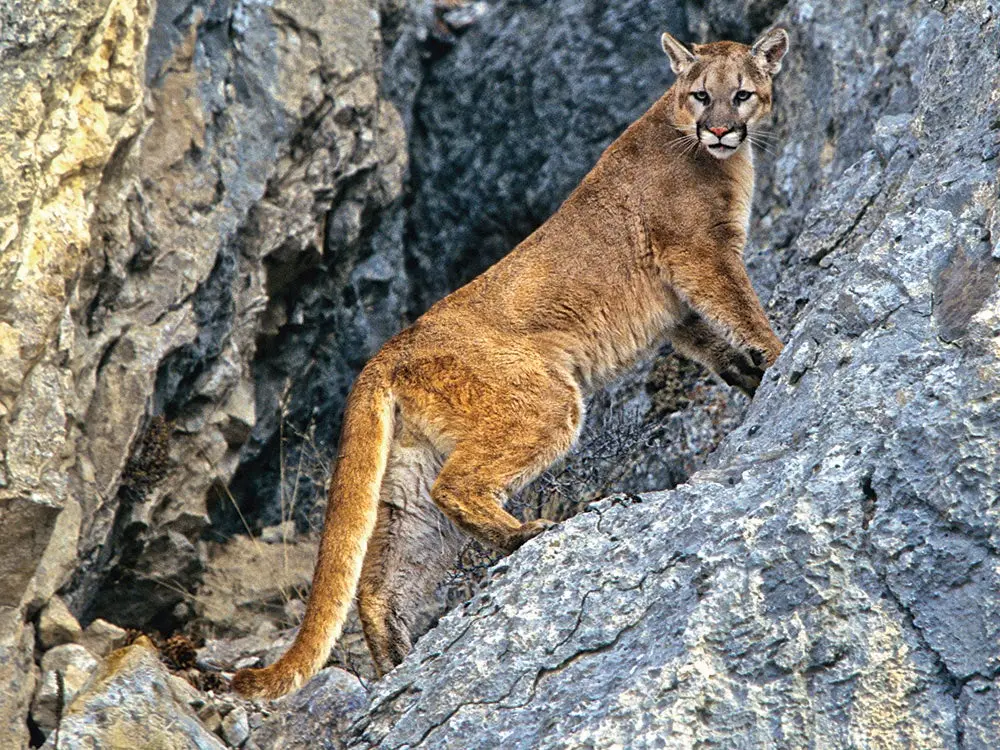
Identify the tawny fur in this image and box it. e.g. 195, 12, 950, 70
232, 28, 789, 699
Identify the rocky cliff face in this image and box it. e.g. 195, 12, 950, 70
0, 2, 153, 743
1, 0, 997, 747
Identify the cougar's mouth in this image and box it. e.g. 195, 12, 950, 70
698, 125, 745, 159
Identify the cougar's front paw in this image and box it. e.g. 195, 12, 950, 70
508, 518, 558, 552
720, 349, 764, 396
753, 337, 784, 368
720, 368, 760, 397
747, 347, 767, 369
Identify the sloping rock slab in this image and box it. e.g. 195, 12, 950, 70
251, 668, 370, 750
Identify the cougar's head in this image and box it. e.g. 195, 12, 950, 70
661, 28, 789, 160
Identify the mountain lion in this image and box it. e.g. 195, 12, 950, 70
234, 26, 789, 698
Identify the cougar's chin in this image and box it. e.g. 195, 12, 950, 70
704, 141, 741, 159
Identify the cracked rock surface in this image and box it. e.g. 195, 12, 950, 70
329, 0, 1000, 747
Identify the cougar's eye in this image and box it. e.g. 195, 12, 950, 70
690, 91, 710, 104
734, 90, 753, 104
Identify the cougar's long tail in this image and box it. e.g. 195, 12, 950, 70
232, 364, 395, 699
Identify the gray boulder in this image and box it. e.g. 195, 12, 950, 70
31, 644, 100, 736
251, 668, 370, 750
43, 637, 226, 750
37, 597, 83, 651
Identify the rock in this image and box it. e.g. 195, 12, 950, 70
0, 609, 37, 750
197, 631, 295, 674
38, 644, 99, 686
0, 2, 152, 698
0, 0, 153, 735
260, 522, 297, 545
221, 706, 250, 747
959, 678, 1000, 750
32, 644, 100, 735
251, 668, 369, 750
220, 0, 422, 535
37, 597, 82, 650
79, 618, 129, 658
21, 496, 83, 616
168, 672, 203, 708
198, 704, 224, 736
194, 534, 316, 638
0, 497, 61, 610
37, 0, 419, 639
44, 636, 226, 749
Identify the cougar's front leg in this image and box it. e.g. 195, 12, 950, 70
669, 308, 765, 396
668, 250, 783, 367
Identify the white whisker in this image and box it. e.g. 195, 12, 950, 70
746, 136, 777, 157
667, 133, 700, 155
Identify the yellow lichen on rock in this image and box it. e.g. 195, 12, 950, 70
0, 6, 153, 744
57, 636, 227, 749
0, 0, 149, 400
849, 606, 945, 750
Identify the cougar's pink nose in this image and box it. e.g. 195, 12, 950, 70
708, 126, 729, 137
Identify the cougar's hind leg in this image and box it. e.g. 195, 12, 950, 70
357, 424, 462, 676
430, 375, 584, 554
357, 502, 406, 677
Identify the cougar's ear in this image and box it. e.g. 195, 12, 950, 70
751, 27, 790, 76
661, 32, 697, 75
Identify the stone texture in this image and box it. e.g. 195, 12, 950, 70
0, 609, 37, 750
0, 4, 153, 745
44, 636, 226, 750
38, 597, 83, 650
222, 0, 425, 535
31, 644, 100, 736
251, 668, 369, 750
70, 0, 414, 632
79, 618, 129, 658
193, 534, 316, 639
260, 521, 296, 545
0, 497, 61, 615
0, 0, 150, 519
220, 705, 250, 748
